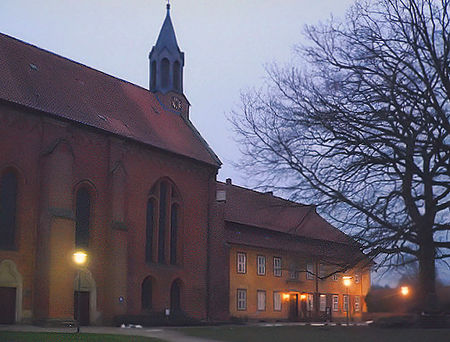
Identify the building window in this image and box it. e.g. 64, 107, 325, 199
289, 265, 298, 280
237, 289, 247, 311
170, 279, 182, 313
319, 263, 325, 279
307, 293, 314, 311
332, 295, 339, 311
354, 273, 360, 283
237, 252, 246, 273
148, 180, 182, 265
332, 273, 339, 281
306, 263, 314, 280
161, 58, 169, 89
343, 294, 349, 312
320, 294, 327, 312
145, 199, 155, 262
273, 291, 282, 311
0, 171, 17, 250
150, 61, 157, 91
170, 204, 178, 264
75, 187, 91, 248
257, 255, 266, 275
354, 295, 360, 312
257, 290, 266, 311
173, 60, 181, 92
273, 257, 282, 277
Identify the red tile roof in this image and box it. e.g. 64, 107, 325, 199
217, 181, 352, 245
0, 33, 220, 167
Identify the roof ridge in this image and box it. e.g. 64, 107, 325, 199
217, 180, 309, 207
0, 32, 152, 94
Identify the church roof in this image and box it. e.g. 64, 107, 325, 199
217, 181, 353, 245
0, 33, 220, 167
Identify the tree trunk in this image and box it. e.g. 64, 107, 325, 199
417, 225, 437, 312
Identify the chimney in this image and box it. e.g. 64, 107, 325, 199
225, 178, 232, 185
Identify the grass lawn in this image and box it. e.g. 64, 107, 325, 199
180, 325, 450, 342
0, 331, 165, 342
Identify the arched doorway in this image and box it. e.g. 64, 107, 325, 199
74, 270, 97, 325
0, 260, 23, 324
170, 279, 182, 314
141, 276, 155, 311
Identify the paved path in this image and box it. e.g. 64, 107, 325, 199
0, 325, 223, 342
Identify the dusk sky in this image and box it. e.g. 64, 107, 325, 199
0, 0, 355, 185
2, 0, 447, 286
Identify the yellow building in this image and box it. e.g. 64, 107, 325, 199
213, 180, 371, 322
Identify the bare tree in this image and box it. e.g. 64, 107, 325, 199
232, 0, 449, 311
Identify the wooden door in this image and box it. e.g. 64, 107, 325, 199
289, 294, 299, 321
0, 287, 16, 324
74, 291, 90, 326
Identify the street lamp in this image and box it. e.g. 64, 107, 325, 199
401, 286, 409, 297
73, 250, 87, 333
343, 276, 352, 326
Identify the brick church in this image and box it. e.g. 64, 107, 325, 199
0, 4, 370, 325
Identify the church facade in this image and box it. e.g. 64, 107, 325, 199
0, 5, 369, 325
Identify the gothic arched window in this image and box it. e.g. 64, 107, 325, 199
75, 187, 91, 248
141, 276, 154, 310
173, 61, 180, 92
170, 279, 182, 313
161, 58, 170, 89
0, 171, 17, 250
150, 61, 157, 91
147, 179, 181, 265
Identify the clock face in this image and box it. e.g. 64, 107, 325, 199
171, 96, 182, 111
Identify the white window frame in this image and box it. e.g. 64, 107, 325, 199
273, 257, 282, 277
273, 291, 282, 311
354, 273, 360, 283
332, 295, 339, 311
319, 294, 327, 312
332, 273, 339, 281
307, 293, 314, 311
237, 252, 246, 274
257, 290, 266, 311
306, 263, 314, 280
354, 295, 360, 312
237, 289, 247, 311
343, 294, 349, 312
257, 255, 266, 275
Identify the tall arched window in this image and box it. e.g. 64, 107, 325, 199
141, 276, 153, 310
0, 171, 17, 250
161, 58, 170, 89
75, 187, 91, 248
145, 199, 155, 263
147, 179, 181, 265
173, 61, 180, 92
170, 204, 178, 265
150, 61, 157, 91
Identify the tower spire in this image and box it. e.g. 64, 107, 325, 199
149, 2, 184, 94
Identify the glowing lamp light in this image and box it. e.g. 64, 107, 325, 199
343, 276, 352, 287
73, 251, 88, 266
282, 293, 290, 300
401, 286, 409, 296
300, 294, 307, 300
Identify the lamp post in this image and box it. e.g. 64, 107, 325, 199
343, 276, 352, 326
73, 250, 87, 333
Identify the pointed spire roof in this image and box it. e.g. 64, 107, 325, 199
154, 3, 181, 55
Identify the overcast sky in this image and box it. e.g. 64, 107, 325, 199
4, 0, 447, 286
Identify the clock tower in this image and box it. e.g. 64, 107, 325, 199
149, 3, 189, 118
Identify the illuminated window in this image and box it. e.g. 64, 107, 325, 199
237, 289, 247, 310
332, 295, 339, 311
320, 294, 327, 312
237, 252, 246, 273
273, 292, 281, 311
273, 257, 282, 277
355, 295, 360, 312
257, 255, 266, 275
